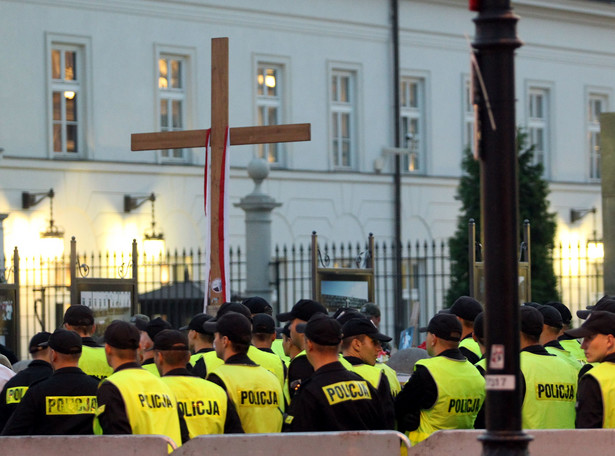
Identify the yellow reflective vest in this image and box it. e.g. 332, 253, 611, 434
352, 363, 386, 391
271, 339, 290, 366
520, 351, 576, 429
211, 363, 283, 433
459, 338, 482, 359
94, 368, 182, 449
247, 346, 285, 388
79, 345, 113, 381
141, 361, 160, 377
559, 338, 587, 364
545, 345, 582, 373
408, 356, 485, 446
161, 374, 227, 437
376, 363, 402, 397
584, 362, 615, 428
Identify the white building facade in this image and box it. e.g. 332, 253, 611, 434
0, 0, 613, 340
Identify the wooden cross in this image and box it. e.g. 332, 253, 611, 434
131, 37, 311, 308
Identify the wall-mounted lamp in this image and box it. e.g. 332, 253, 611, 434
125, 193, 165, 258
22, 189, 65, 258
378, 133, 420, 173
570, 207, 596, 224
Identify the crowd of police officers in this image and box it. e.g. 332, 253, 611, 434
1, 294, 615, 447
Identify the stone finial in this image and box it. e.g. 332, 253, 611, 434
247, 158, 270, 195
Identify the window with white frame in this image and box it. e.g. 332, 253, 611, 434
463, 76, 475, 152
51, 44, 82, 156
588, 93, 607, 181
256, 64, 283, 166
330, 70, 355, 169
400, 77, 425, 173
527, 88, 550, 175
158, 55, 186, 162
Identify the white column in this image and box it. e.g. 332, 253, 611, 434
234, 159, 281, 305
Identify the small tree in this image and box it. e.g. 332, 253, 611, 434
446, 130, 560, 306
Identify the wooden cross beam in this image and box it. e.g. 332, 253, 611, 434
131, 37, 311, 308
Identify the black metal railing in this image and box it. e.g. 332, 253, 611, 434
5, 239, 603, 358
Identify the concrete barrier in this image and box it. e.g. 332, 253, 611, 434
173, 430, 410, 456
407, 429, 615, 456
0, 435, 172, 456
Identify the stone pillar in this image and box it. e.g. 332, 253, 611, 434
234, 159, 281, 304
0, 213, 7, 282
600, 113, 615, 295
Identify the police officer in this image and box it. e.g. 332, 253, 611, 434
395, 313, 485, 445
518, 305, 577, 429
206, 312, 284, 433
284, 314, 388, 431
180, 313, 215, 379
277, 299, 328, 400
1, 329, 99, 435
0, 332, 52, 431
341, 317, 396, 428
547, 301, 587, 364
189, 303, 285, 385
244, 296, 289, 364
472, 312, 487, 376
252, 313, 277, 352
219, 302, 285, 387
243, 296, 273, 316
441, 296, 483, 364
565, 311, 615, 428
94, 320, 183, 448
63, 305, 113, 381
140, 317, 172, 376
536, 304, 581, 372
154, 329, 244, 437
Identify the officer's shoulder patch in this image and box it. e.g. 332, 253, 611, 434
284, 415, 294, 424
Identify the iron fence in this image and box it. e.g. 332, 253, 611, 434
1, 240, 604, 358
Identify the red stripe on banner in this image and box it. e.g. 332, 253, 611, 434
217, 127, 230, 301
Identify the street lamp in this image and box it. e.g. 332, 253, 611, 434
124, 193, 165, 259
22, 189, 65, 259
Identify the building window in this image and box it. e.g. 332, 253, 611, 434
463, 76, 475, 152
51, 45, 82, 156
527, 88, 550, 175
158, 56, 186, 162
400, 77, 425, 173
256, 64, 283, 166
330, 70, 355, 169
588, 93, 607, 181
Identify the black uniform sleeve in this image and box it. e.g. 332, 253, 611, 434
206, 373, 227, 392
578, 363, 594, 381
178, 409, 190, 443
191, 358, 208, 380
1, 387, 38, 435
460, 347, 479, 365
0, 383, 13, 432
576, 374, 603, 428
284, 388, 318, 432
223, 395, 244, 433
96, 381, 132, 434
394, 365, 437, 433
287, 357, 313, 399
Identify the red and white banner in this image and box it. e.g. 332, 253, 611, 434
203, 128, 231, 308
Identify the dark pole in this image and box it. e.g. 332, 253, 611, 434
472, 1, 531, 455
391, 0, 405, 344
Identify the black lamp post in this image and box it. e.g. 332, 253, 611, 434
471, 1, 531, 455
